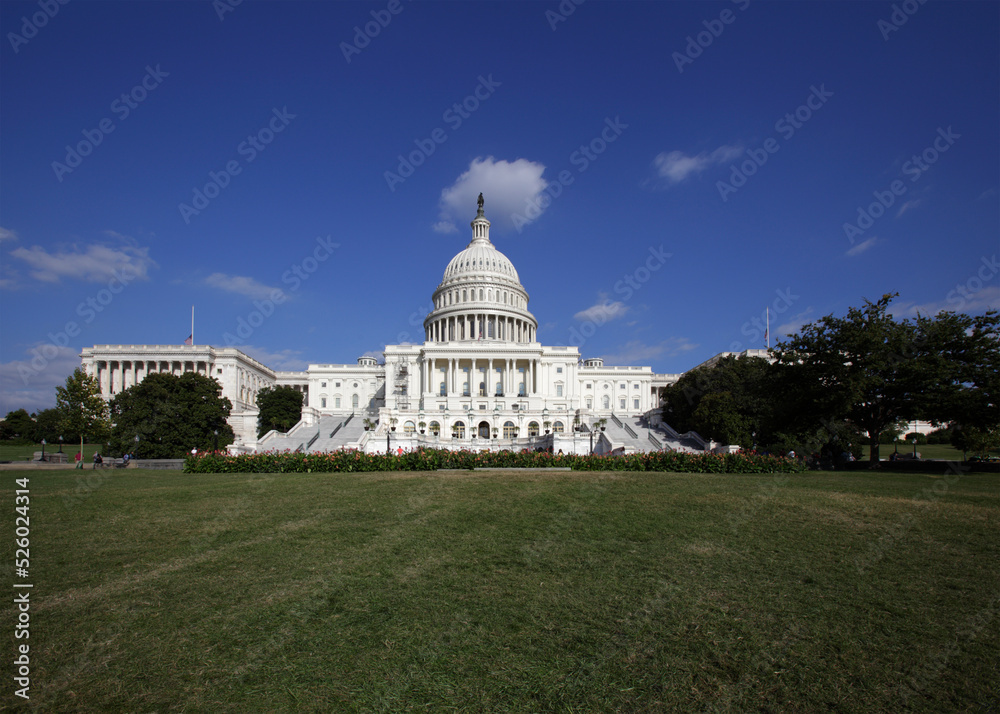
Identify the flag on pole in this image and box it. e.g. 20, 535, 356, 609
184, 335, 193, 346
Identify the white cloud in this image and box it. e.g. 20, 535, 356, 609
8, 238, 155, 284
436, 156, 549, 233
653, 144, 743, 185
600, 338, 697, 365
0, 227, 17, 242
777, 308, 815, 337
0, 345, 80, 416
237, 346, 309, 371
846, 236, 879, 257
204, 273, 281, 301
574, 299, 629, 324
896, 199, 920, 217
897, 286, 1000, 317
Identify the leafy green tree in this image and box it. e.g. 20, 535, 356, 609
56, 368, 111, 457
33, 407, 71, 445
662, 355, 778, 448
1, 409, 37, 442
773, 294, 999, 466
951, 425, 1000, 459
108, 372, 235, 458
256, 385, 304, 438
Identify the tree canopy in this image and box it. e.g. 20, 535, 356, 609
108, 372, 234, 458
56, 368, 111, 449
773, 294, 999, 466
256, 385, 304, 438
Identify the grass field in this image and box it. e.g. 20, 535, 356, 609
0, 443, 102, 463
4, 468, 998, 712
861, 443, 1000, 462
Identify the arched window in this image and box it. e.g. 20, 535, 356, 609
462, 289, 467, 301
452, 421, 465, 438
479, 381, 486, 397
479, 289, 484, 300
528, 421, 540, 437
429, 421, 441, 436
352, 394, 359, 408
553, 421, 564, 433
586, 397, 593, 409
503, 421, 516, 438
403, 421, 415, 435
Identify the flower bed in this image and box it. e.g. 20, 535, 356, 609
184, 448, 806, 474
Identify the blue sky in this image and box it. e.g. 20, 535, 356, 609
1, 0, 998, 415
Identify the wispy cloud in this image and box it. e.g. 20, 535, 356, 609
896, 286, 1000, 317
8, 238, 155, 285
653, 144, 743, 185
0, 344, 80, 415
574, 299, 628, 324
204, 273, 281, 301
435, 156, 548, 233
237, 345, 309, 371
896, 199, 920, 217
600, 338, 697, 364
0, 227, 17, 242
846, 236, 879, 257
777, 308, 815, 337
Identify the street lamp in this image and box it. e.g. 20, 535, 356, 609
912, 436, 918, 458
134, 434, 140, 457
40, 439, 46, 462
58, 435, 63, 453
213, 429, 218, 452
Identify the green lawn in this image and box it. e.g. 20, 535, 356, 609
862, 442, 1000, 461
0, 442, 102, 463
4, 469, 998, 712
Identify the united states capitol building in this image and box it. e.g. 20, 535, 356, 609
81, 199, 761, 454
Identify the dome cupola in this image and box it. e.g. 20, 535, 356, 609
424, 195, 538, 343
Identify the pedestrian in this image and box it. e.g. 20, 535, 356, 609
92, 452, 103, 469
75, 451, 83, 469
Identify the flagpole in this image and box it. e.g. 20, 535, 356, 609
191, 306, 195, 346
766, 306, 770, 350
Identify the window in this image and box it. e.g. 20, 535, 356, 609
553, 421, 564, 433
528, 421, 540, 437
439, 404, 446, 411
321, 397, 327, 408
352, 394, 359, 408
430, 421, 440, 435
440, 382, 447, 396
321, 381, 327, 388
217, 368, 222, 375
586, 383, 592, 390
479, 404, 487, 410
620, 398, 626, 409
556, 367, 563, 373
620, 383, 626, 390
453, 421, 466, 438
403, 421, 415, 435
463, 381, 470, 396
634, 399, 640, 410
335, 382, 341, 387
633, 383, 639, 390
519, 382, 526, 396
496, 382, 503, 396
556, 384, 563, 397
479, 382, 486, 397
603, 395, 610, 409
586, 397, 593, 409
335, 397, 341, 408
503, 421, 516, 438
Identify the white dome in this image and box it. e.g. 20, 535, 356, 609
443, 240, 520, 282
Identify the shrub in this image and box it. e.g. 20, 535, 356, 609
184, 448, 807, 475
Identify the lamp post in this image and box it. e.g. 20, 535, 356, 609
40, 439, 46, 462
589, 424, 594, 455
134, 434, 140, 458
58, 435, 64, 453
912, 436, 918, 458
213, 429, 218, 452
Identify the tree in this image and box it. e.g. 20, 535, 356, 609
773, 294, 999, 467
56, 368, 111, 456
661, 355, 779, 448
33, 407, 70, 445
256, 385, 304, 438
1, 409, 37, 442
951, 425, 1000, 459
108, 372, 235, 458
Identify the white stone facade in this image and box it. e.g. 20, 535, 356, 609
81, 201, 692, 451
